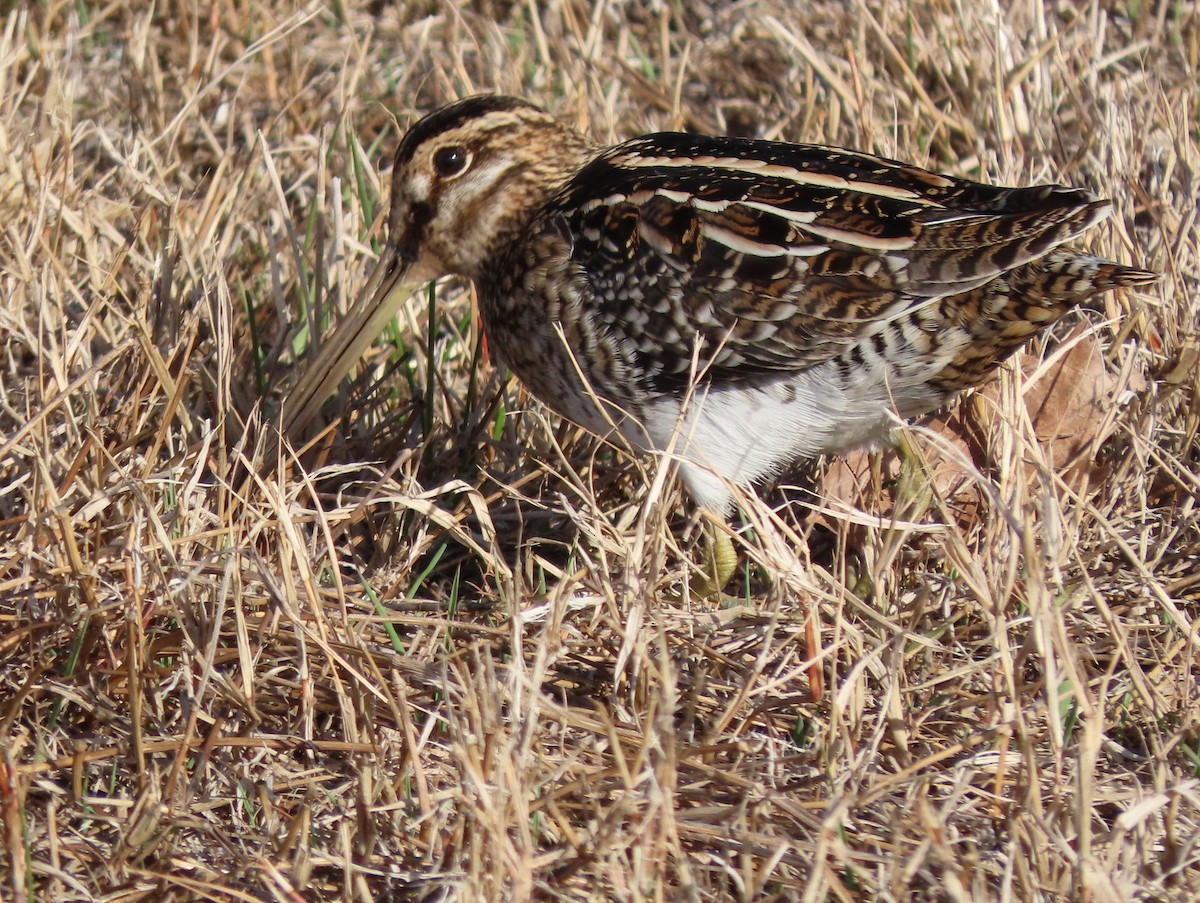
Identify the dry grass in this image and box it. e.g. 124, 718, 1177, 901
1, 1, 1197, 900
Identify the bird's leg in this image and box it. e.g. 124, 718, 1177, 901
892, 432, 936, 523
688, 517, 739, 599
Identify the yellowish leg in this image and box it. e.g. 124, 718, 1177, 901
688, 520, 739, 598
893, 432, 935, 520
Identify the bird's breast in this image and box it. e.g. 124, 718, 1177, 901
478, 230, 646, 439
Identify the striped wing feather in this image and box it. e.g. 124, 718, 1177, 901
552, 132, 1108, 391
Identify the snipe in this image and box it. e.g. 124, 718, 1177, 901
283, 95, 1155, 543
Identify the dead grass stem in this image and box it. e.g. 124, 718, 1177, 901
0, 1, 1196, 900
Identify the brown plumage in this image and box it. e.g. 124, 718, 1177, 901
284, 95, 1156, 514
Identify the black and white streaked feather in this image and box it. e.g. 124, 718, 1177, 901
285, 95, 1156, 514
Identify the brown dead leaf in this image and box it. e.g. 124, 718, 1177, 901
1016, 325, 1143, 474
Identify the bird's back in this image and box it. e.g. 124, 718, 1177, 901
476, 130, 1155, 511
516, 132, 1154, 401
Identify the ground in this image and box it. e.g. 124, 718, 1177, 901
0, 1, 1197, 900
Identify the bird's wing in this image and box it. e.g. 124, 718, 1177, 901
550, 133, 1107, 391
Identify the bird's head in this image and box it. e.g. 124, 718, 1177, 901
283, 95, 593, 433
387, 94, 590, 280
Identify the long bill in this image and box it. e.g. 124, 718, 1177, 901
281, 243, 432, 436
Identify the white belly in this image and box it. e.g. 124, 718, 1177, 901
635, 362, 941, 513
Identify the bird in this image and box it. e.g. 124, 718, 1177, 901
282, 94, 1155, 581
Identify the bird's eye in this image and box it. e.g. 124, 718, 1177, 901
432, 145, 471, 177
